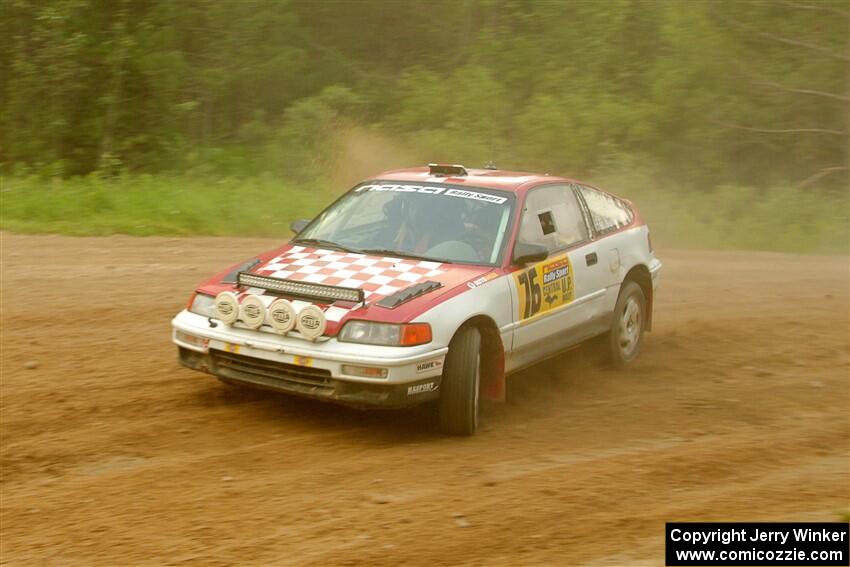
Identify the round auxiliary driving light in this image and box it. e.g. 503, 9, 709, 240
239, 294, 266, 329
268, 298, 296, 334
297, 305, 326, 340
214, 291, 239, 325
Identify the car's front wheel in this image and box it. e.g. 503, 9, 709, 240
605, 281, 646, 367
438, 326, 481, 436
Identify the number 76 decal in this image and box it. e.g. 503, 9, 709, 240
514, 254, 575, 320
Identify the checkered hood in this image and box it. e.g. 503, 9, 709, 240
230, 245, 489, 331
257, 246, 446, 298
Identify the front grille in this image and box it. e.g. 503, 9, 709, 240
210, 349, 333, 393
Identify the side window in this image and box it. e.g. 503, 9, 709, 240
576, 185, 633, 235
518, 184, 589, 253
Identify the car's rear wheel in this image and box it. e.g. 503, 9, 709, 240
605, 281, 646, 368
438, 326, 481, 436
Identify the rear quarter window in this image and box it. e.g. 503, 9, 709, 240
576, 185, 634, 235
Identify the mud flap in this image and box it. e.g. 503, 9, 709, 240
480, 326, 506, 402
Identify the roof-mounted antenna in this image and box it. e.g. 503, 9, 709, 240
484, 161, 497, 170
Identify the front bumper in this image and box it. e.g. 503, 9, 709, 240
171, 310, 446, 408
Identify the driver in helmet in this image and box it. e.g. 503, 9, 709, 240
394, 194, 464, 255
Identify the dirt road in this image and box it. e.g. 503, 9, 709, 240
1, 233, 847, 566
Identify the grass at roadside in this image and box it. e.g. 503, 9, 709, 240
619, 183, 848, 254
1, 174, 847, 253
591, 167, 849, 254
0, 175, 330, 238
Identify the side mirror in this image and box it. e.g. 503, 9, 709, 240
290, 219, 310, 234
512, 241, 548, 265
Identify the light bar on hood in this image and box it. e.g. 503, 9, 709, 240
237, 272, 365, 304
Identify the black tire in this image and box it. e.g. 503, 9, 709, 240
438, 326, 481, 436
605, 281, 646, 368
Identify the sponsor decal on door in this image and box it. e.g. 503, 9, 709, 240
514, 253, 575, 321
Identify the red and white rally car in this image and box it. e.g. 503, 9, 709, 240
172, 164, 661, 435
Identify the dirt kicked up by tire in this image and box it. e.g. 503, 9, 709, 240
1, 233, 847, 566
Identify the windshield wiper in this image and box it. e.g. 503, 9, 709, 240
292, 238, 362, 254
360, 248, 455, 264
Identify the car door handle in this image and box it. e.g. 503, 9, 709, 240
585, 252, 598, 266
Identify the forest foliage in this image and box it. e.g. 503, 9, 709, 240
0, 0, 848, 250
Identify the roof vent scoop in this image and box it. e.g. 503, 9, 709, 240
428, 163, 468, 177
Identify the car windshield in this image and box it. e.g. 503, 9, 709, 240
295, 181, 515, 265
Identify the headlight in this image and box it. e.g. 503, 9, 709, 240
239, 294, 266, 329
268, 298, 296, 333
188, 293, 216, 317
338, 321, 432, 346
214, 291, 240, 325
296, 305, 326, 340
